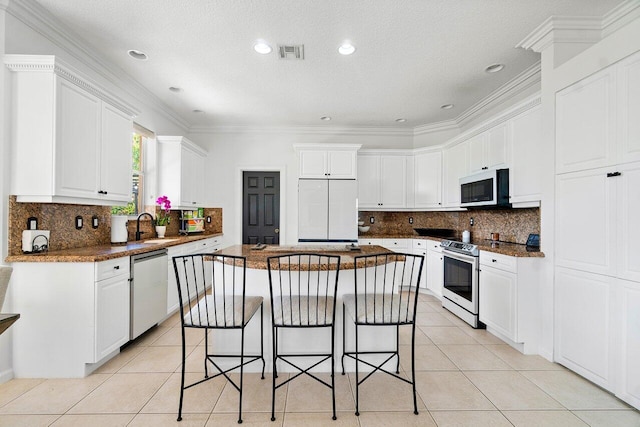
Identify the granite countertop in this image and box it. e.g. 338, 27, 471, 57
358, 233, 544, 257
5, 233, 224, 263
216, 244, 395, 270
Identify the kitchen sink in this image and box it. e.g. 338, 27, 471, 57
144, 238, 180, 244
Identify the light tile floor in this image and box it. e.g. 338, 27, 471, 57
1, 293, 639, 426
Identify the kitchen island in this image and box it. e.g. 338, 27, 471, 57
208, 244, 405, 374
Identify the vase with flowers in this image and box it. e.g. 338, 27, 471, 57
155, 195, 171, 238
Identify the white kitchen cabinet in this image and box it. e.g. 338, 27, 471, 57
618, 162, 640, 283
510, 106, 543, 205
11, 257, 131, 377
618, 278, 640, 408
479, 260, 517, 341
555, 267, 617, 391
95, 258, 131, 361
414, 151, 442, 208
358, 154, 408, 209
442, 141, 469, 208
426, 239, 444, 298
157, 136, 208, 208
358, 238, 383, 247
412, 240, 427, 289
296, 145, 360, 179
6, 55, 136, 206
468, 123, 509, 175
618, 51, 640, 164
378, 238, 410, 252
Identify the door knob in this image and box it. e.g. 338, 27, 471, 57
275, 228, 280, 234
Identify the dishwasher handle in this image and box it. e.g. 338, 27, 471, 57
131, 249, 168, 263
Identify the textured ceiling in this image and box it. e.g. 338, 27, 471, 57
32, 0, 621, 129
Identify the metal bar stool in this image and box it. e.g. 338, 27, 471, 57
267, 253, 341, 422
173, 253, 265, 424
341, 252, 424, 416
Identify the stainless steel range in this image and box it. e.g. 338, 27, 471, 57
440, 240, 484, 329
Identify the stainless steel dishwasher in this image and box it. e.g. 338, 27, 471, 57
130, 249, 168, 340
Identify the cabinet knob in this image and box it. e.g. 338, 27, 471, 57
114, 265, 120, 270
606, 171, 622, 178
492, 259, 497, 262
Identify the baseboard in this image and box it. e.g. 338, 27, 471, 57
0, 368, 14, 384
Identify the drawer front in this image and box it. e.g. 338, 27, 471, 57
359, 239, 383, 246
480, 251, 517, 273
381, 239, 410, 251
413, 239, 426, 249
95, 257, 130, 281
426, 239, 443, 253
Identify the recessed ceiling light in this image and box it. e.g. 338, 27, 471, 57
338, 43, 356, 55
192, 109, 204, 114
441, 104, 454, 110
395, 118, 407, 123
320, 116, 331, 121
169, 87, 182, 93
254, 41, 272, 54
485, 63, 505, 73
127, 49, 148, 60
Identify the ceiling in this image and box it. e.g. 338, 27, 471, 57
32, 0, 622, 129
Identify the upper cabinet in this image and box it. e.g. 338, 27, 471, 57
295, 144, 360, 179
510, 105, 543, 205
442, 141, 469, 208
157, 136, 207, 208
358, 153, 409, 209
5, 55, 137, 206
468, 122, 509, 174
414, 150, 442, 208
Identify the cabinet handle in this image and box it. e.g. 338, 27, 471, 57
482, 166, 488, 170
98, 190, 105, 194
492, 259, 497, 263
606, 172, 621, 178
114, 265, 120, 270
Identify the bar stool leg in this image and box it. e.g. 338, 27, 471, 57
341, 303, 346, 375
238, 326, 246, 424
271, 326, 277, 422
395, 325, 400, 374
177, 324, 186, 422
354, 322, 360, 417
331, 323, 337, 420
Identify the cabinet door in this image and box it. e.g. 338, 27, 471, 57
180, 147, 196, 206
379, 156, 407, 208
442, 142, 469, 207
555, 168, 617, 277
555, 267, 616, 391
327, 150, 357, 179
426, 249, 443, 298
100, 103, 132, 202
55, 79, 101, 198
479, 266, 517, 342
357, 155, 380, 208
556, 67, 616, 173
486, 122, 509, 170
299, 150, 328, 178
618, 51, 640, 164
191, 151, 205, 206
414, 151, 442, 208
412, 249, 428, 289
618, 162, 640, 283
617, 278, 640, 408
468, 134, 487, 174
95, 274, 130, 361
510, 106, 542, 204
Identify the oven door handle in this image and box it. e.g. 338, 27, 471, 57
442, 249, 476, 264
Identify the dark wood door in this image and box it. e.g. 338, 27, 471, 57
243, 171, 280, 244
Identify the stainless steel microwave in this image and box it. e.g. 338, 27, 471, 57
460, 168, 511, 208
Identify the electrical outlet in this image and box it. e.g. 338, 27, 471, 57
409, 217, 413, 224
470, 217, 474, 226
369, 216, 375, 224
75, 216, 83, 230
92, 215, 99, 229
27, 217, 38, 230
206, 216, 212, 224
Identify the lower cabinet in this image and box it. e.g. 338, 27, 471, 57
478, 252, 540, 354
618, 279, 640, 408
11, 257, 130, 377
426, 241, 444, 298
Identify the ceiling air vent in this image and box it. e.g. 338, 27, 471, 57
278, 44, 304, 60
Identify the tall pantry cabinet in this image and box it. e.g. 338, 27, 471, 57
554, 50, 640, 407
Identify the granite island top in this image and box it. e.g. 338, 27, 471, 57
216, 244, 395, 270
5, 233, 224, 263
359, 233, 544, 257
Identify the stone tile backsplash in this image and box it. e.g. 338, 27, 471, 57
359, 208, 540, 245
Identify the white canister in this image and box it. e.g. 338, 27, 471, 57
111, 215, 129, 244
462, 230, 471, 243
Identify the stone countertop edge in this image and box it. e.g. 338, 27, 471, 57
5, 233, 224, 263
359, 233, 544, 258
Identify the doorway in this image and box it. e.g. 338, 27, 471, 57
242, 171, 280, 244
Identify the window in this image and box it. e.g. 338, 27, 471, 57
112, 124, 154, 216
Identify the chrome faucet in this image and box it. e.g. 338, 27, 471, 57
135, 212, 155, 241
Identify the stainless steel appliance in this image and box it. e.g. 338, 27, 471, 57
460, 168, 511, 208
130, 249, 168, 340
298, 179, 358, 242
441, 240, 484, 328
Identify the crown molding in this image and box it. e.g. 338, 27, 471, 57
0, 0, 10, 11
5, 0, 191, 131
189, 124, 415, 137
516, 16, 602, 53
455, 61, 541, 129
5, 54, 139, 116
413, 120, 459, 136
602, 0, 640, 37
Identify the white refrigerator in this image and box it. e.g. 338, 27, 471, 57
298, 179, 358, 242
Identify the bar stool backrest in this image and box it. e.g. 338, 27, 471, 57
173, 253, 248, 328
267, 253, 341, 327
352, 253, 424, 325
